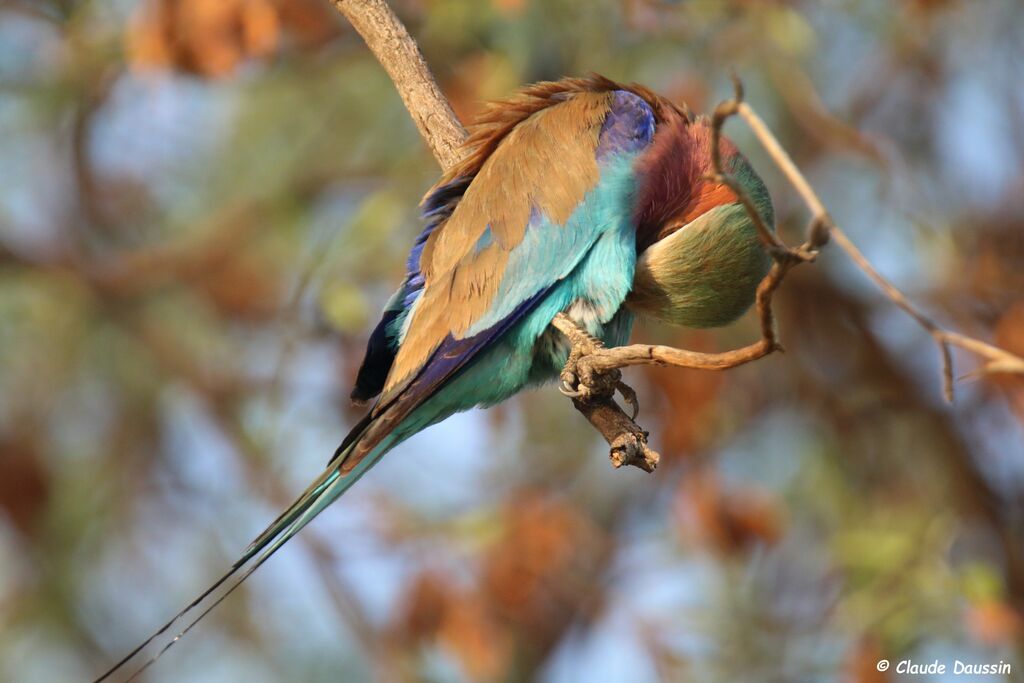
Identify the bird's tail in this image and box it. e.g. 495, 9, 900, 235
92, 418, 386, 682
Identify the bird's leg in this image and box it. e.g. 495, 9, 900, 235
554, 313, 609, 398
553, 313, 632, 406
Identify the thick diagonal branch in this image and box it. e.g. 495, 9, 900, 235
331, 0, 467, 169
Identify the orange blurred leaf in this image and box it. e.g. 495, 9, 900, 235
674, 468, 784, 555
242, 0, 281, 57
395, 571, 454, 642
644, 331, 725, 457
481, 492, 608, 644
966, 599, 1022, 646
126, 0, 338, 78
439, 594, 513, 682
197, 253, 283, 320
492, 0, 527, 16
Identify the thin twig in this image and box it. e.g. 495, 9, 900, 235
734, 100, 1024, 400
737, 102, 828, 219
709, 78, 785, 254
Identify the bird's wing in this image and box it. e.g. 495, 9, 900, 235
353, 85, 657, 412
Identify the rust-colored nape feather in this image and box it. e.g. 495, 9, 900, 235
633, 116, 738, 253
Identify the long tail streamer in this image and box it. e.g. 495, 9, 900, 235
92, 441, 383, 682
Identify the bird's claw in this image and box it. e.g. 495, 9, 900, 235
559, 376, 584, 398
559, 364, 625, 403
615, 381, 640, 420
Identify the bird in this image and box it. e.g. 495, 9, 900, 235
95, 74, 773, 680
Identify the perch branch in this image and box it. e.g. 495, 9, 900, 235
329, 0, 1024, 471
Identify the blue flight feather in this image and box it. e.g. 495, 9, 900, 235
351, 174, 473, 401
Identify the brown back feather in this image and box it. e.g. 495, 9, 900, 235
431, 74, 688, 192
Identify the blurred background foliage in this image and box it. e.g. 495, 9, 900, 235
1, 0, 1023, 681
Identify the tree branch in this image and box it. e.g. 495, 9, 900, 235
329, 1, 1024, 471
331, 0, 467, 169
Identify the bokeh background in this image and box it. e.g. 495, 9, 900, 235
2, 0, 1024, 681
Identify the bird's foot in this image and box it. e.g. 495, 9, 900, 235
553, 313, 641, 416
560, 369, 639, 419
555, 312, 611, 400
559, 364, 621, 401
553, 312, 605, 357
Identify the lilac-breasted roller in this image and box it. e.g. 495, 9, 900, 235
96, 75, 773, 680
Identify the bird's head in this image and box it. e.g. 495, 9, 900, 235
628, 113, 774, 328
